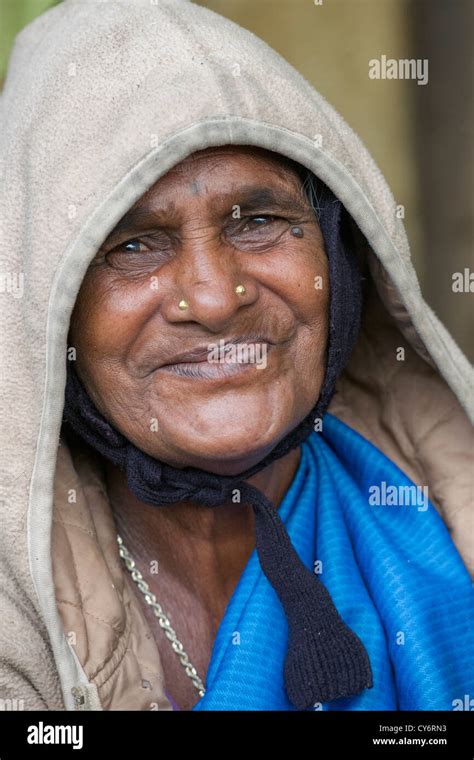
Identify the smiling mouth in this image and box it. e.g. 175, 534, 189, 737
158, 342, 273, 381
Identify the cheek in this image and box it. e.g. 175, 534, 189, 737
69, 270, 155, 364
269, 241, 329, 330
68, 272, 158, 422
280, 250, 330, 397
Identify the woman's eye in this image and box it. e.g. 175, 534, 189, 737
243, 215, 275, 230
109, 233, 173, 256
227, 214, 290, 253
115, 238, 145, 253
103, 232, 174, 273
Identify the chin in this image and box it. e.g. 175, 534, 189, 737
157, 425, 287, 476
134, 384, 297, 470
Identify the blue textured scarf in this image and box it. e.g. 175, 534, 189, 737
191, 413, 473, 711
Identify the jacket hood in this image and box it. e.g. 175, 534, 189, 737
1, 0, 472, 710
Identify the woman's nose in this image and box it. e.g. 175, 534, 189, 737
160, 228, 258, 331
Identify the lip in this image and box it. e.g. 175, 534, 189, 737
159, 335, 274, 368
157, 339, 274, 383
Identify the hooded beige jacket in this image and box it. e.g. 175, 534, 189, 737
0, 0, 472, 712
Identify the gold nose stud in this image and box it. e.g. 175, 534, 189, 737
179, 286, 244, 309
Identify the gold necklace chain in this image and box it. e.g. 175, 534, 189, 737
116, 534, 206, 698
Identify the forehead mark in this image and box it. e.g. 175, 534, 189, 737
189, 180, 202, 196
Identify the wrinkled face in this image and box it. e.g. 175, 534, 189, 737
69, 146, 329, 475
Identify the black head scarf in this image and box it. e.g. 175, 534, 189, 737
62, 173, 373, 709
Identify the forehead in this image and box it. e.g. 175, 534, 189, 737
140, 145, 305, 202
173, 144, 303, 174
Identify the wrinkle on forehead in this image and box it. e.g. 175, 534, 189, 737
166, 145, 305, 188
113, 145, 316, 237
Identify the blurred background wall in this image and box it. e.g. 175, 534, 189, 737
1, 0, 472, 358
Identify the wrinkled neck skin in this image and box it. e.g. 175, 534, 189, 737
108, 446, 301, 611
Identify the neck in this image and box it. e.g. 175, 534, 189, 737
106, 447, 301, 609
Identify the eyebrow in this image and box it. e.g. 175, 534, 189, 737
230, 185, 310, 215
104, 206, 171, 242
104, 185, 310, 243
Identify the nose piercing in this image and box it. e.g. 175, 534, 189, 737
179, 285, 245, 309
290, 226, 304, 238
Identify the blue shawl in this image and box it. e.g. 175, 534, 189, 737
191, 413, 473, 711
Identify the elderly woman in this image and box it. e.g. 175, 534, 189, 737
0, 0, 472, 713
